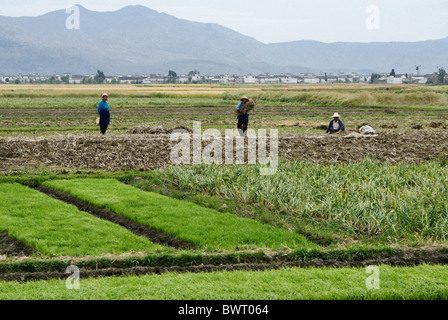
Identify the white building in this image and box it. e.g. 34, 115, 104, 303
178, 75, 190, 83
149, 74, 166, 84
386, 76, 405, 84
243, 75, 258, 84
217, 74, 236, 84
279, 75, 299, 84
69, 75, 84, 84
413, 77, 428, 84
257, 74, 279, 84
304, 77, 320, 84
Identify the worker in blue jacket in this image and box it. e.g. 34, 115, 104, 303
326, 112, 345, 134
236, 96, 250, 135
98, 93, 110, 134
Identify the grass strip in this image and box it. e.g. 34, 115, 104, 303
0, 183, 164, 256
35, 185, 198, 250
43, 179, 317, 251
0, 248, 403, 274
1, 264, 448, 300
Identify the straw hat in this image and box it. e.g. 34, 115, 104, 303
240, 96, 249, 101
332, 113, 340, 118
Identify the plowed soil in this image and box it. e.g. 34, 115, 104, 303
0, 232, 35, 257
1, 105, 448, 119
0, 131, 447, 172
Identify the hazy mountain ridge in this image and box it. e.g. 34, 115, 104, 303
0, 5, 446, 75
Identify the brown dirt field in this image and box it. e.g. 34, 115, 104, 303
0, 130, 447, 172
2, 105, 447, 119
279, 131, 448, 164
262, 120, 301, 127
0, 232, 35, 257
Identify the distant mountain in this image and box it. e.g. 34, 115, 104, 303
265, 38, 448, 74
0, 5, 446, 75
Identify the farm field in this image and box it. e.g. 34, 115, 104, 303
0, 83, 448, 303
0, 183, 163, 256
1, 84, 448, 137
43, 179, 315, 251
1, 264, 448, 300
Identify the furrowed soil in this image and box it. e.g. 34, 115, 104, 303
5, 105, 445, 119
1, 131, 447, 172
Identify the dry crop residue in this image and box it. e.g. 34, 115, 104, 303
0, 131, 447, 172
279, 131, 448, 164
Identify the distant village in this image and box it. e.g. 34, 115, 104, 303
0, 71, 444, 85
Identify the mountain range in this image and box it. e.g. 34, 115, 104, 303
0, 5, 446, 75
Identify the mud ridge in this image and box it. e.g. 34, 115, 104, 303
2, 249, 448, 282
35, 185, 199, 250
0, 232, 35, 257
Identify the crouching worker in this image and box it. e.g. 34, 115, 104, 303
326, 113, 345, 134
236, 96, 252, 136
98, 93, 110, 134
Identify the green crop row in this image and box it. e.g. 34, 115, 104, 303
0, 183, 164, 256
151, 160, 448, 243
1, 264, 447, 300
3, 158, 448, 247
43, 179, 316, 251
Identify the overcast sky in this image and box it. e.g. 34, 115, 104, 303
1, 0, 447, 43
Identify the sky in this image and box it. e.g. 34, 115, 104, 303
1, 0, 447, 44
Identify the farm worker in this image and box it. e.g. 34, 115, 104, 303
98, 93, 110, 134
236, 96, 250, 135
326, 113, 345, 134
